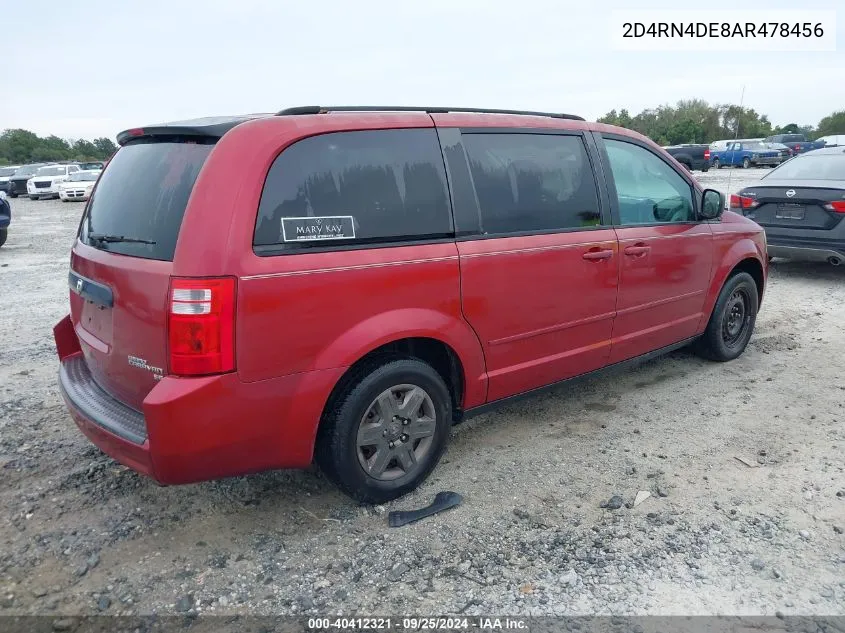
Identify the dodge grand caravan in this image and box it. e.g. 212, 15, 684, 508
55, 106, 767, 502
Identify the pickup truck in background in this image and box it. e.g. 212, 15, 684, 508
762, 133, 824, 154
663, 144, 710, 172
711, 141, 784, 169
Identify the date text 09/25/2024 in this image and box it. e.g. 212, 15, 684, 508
307, 617, 528, 630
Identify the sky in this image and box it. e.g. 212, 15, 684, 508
1, 0, 842, 141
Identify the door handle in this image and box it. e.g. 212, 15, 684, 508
582, 249, 614, 261
624, 245, 651, 257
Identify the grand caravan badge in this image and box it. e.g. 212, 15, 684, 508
281, 216, 355, 242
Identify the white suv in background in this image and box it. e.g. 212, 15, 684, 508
27, 164, 80, 200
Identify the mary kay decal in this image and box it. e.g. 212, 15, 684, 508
281, 216, 355, 242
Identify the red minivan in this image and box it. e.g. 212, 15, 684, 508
55, 106, 767, 502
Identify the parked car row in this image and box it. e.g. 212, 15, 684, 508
0, 161, 103, 200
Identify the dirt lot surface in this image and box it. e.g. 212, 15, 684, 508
1, 168, 843, 618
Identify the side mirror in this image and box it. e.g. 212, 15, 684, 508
700, 189, 723, 220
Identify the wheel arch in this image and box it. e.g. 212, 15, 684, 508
699, 240, 766, 331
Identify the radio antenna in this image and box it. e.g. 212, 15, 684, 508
726, 85, 746, 195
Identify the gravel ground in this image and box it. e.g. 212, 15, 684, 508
0, 169, 843, 618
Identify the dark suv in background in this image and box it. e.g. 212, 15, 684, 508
6, 163, 49, 198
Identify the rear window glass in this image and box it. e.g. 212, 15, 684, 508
79, 140, 212, 261
765, 155, 845, 180
254, 129, 452, 251
462, 133, 601, 234
15, 165, 45, 177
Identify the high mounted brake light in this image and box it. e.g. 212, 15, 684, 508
168, 277, 236, 376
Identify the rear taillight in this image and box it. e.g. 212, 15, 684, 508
168, 277, 236, 376
729, 194, 759, 210
794, 145, 800, 151
704, 149, 710, 160
824, 201, 845, 213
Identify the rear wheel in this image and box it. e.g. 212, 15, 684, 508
8, 191, 17, 198
315, 358, 452, 503
29, 195, 38, 200
696, 272, 758, 362
0, 228, 6, 247
713, 158, 721, 169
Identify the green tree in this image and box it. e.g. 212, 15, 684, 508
815, 110, 845, 137
0, 129, 117, 163
93, 137, 117, 158
0, 129, 41, 164
71, 139, 99, 160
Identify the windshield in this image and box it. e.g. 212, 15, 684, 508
765, 155, 845, 180
68, 171, 99, 182
0, 167, 18, 177
79, 162, 103, 170
14, 165, 45, 177
35, 166, 66, 177
80, 140, 214, 261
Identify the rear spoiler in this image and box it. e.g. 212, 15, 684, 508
116, 114, 269, 146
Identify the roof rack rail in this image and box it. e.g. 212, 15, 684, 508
276, 105, 585, 121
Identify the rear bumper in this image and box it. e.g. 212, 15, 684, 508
768, 244, 845, 262
59, 355, 155, 477
766, 231, 845, 263
55, 325, 345, 485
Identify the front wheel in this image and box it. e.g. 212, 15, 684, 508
695, 272, 758, 362
29, 195, 38, 200
315, 358, 452, 503
0, 228, 6, 247
742, 157, 751, 169
8, 191, 17, 198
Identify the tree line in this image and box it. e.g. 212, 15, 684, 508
0, 129, 118, 166
597, 100, 845, 147
3, 103, 844, 163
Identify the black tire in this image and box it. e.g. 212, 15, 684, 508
695, 272, 758, 362
701, 164, 710, 173
713, 158, 721, 169
29, 195, 38, 200
8, 191, 17, 198
0, 228, 6, 248
742, 157, 751, 169
315, 357, 452, 503
682, 162, 692, 172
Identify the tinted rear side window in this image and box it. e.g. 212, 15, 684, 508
79, 141, 213, 261
254, 129, 452, 252
462, 133, 601, 235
